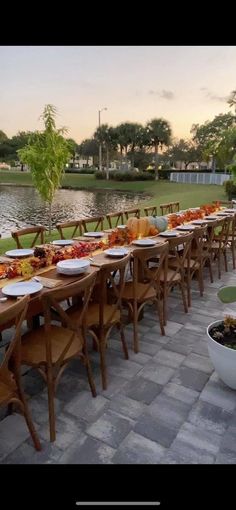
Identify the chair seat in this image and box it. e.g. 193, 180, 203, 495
121, 281, 156, 301
168, 257, 200, 270
21, 325, 83, 365
68, 302, 120, 327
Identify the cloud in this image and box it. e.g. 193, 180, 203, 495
148, 89, 175, 100
201, 87, 228, 103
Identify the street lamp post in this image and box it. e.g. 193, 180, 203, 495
98, 107, 107, 172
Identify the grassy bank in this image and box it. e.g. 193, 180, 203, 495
0, 170, 227, 254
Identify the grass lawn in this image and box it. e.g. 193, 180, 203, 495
0, 170, 227, 254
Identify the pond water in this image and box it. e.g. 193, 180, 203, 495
0, 185, 151, 237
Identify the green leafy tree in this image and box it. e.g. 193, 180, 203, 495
66, 138, 80, 167
167, 138, 202, 169
191, 113, 235, 172
145, 118, 172, 180
78, 138, 99, 166
0, 130, 8, 144
94, 124, 117, 179
218, 126, 236, 174
18, 104, 72, 234
227, 90, 236, 115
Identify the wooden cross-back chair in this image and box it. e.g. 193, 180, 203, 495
20, 271, 98, 442
171, 201, 180, 213
160, 202, 180, 215
213, 200, 234, 208
160, 203, 172, 215
226, 213, 236, 269
123, 208, 140, 220
121, 243, 169, 353
68, 254, 131, 390
82, 216, 104, 233
0, 296, 41, 451
56, 220, 83, 239
106, 211, 124, 228
144, 206, 158, 216
170, 226, 208, 308
161, 232, 194, 324
207, 216, 231, 279
11, 226, 46, 248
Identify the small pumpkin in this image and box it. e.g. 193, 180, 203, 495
138, 216, 150, 237
127, 217, 139, 236
148, 215, 168, 232
127, 216, 151, 237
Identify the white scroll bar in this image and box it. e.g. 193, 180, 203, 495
76, 503, 161, 506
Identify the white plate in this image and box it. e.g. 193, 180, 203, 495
104, 248, 129, 257
83, 232, 104, 238
158, 231, 178, 237
191, 220, 208, 225
2, 281, 43, 297
176, 225, 196, 231
5, 249, 34, 258
57, 258, 90, 275
132, 239, 156, 246
52, 239, 74, 246
117, 225, 127, 229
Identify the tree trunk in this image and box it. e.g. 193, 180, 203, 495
120, 147, 123, 170
212, 156, 216, 173
106, 146, 109, 180
131, 151, 134, 170
21, 163, 24, 172
154, 144, 158, 180
49, 202, 52, 235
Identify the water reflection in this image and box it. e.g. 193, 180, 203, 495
0, 186, 150, 237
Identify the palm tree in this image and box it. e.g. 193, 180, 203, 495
228, 90, 236, 115
146, 118, 172, 180
94, 124, 117, 179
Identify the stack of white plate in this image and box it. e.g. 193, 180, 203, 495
56, 259, 90, 275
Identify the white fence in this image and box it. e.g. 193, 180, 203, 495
170, 172, 231, 186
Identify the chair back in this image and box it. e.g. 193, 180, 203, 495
160, 203, 172, 215
96, 253, 131, 328
167, 232, 194, 285
171, 201, 180, 213
0, 295, 29, 388
160, 202, 180, 215
132, 243, 169, 300
213, 200, 234, 207
41, 272, 97, 366
56, 220, 83, 239
144, 206, 158, 216
82, 216, 104, 233
11, 226, 46, 248
106, 211, 124, 228
123, 208, 140, 220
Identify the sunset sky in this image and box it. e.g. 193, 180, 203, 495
1, 45, 236, 143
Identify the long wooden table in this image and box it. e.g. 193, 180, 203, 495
1, 207, 235, 330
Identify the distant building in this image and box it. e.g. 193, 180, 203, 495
0, 162, 11, 170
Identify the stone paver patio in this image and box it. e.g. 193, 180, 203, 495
1, 258, 236, 464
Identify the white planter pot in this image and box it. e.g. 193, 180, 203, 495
207, 320, 236, 389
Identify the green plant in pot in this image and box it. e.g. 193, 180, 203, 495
207, 286, 236, 389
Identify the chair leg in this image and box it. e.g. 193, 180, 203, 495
156, 297, 165, 335
119, 322, 129, 359
133, 301, 139, 353
85, 358, 97, 397
224, 250, 228, 272
179, 282, 188, 313
198, 267, 204, 297
46, 367, 56, 442
99, 340, 107, 390
231, 244, 235, 269
14, 369, 41, 451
